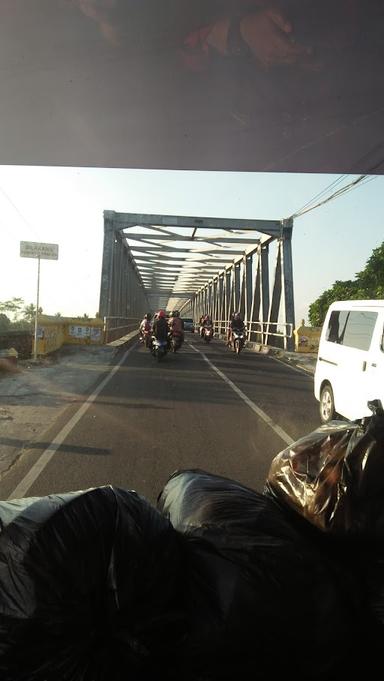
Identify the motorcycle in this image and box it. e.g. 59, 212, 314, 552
202, 324, 214, 343
232, 329, 245, 355
169, 332, 183, 353
151, 336, 168, 361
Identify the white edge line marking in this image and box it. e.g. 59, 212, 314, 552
8, 344, 137, 500
269, 354, 315, 377
189, 343, 294, 446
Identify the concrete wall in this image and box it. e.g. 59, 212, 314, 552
34, 317, 105, 356
104, 317, 141, 343
294, 321, 321, 353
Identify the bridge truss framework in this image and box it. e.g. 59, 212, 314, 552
99, 211, 295, 349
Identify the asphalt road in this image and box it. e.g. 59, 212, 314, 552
0, 335, 319, 504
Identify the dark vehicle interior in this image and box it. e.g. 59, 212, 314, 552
0, 2, 384, 681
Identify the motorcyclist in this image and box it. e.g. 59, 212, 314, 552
168, 310, 185, 344
200, 314, 213, 338
139, 312, 152, 342
152, 309, 169, 342
227, 312, 245, 346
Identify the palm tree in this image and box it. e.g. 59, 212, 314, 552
22, 303, 43, 324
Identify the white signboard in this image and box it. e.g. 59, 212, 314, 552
69, 325, 91, 338
20, 241, 59, 260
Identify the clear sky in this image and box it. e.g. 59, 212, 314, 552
1, 165, 383, 326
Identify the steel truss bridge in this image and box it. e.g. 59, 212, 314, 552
99, 211, 295, 350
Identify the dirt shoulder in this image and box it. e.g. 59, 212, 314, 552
0, 344, 120, 480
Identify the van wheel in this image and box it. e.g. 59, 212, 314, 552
320, 384, 336, 423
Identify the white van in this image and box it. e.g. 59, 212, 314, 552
314, 300, 384, 423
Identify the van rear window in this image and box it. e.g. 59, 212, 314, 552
326, 310, 378, 351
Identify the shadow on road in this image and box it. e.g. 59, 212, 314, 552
0, 436, 111, 457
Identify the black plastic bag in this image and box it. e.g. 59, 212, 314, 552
158, 469, 363, 680
0, 485, 183, 681
157, 467, 306, 540
265, 402, 384, 535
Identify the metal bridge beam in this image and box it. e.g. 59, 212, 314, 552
123, 233, 261, 244
107, 210, 281, 235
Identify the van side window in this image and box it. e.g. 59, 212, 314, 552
343, 311, 378, 350
326, 310, 378, 351
326, 311, 349, 343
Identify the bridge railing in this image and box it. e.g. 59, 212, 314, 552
104, 316, 293, 348
104, 317, 141, 343
199, 319, 294, 349
247, 320, 293, 348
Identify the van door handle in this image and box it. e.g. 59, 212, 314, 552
319, 357, 338, 366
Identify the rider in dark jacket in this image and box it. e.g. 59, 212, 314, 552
200, 314, 213, 338
152, 310, 169, 341
227, 312, 245, 346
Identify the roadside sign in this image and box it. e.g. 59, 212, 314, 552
20, 241, 59, 260
19, 240, 59, 360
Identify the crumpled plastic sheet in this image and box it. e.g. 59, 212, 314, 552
265, 408, 384, 535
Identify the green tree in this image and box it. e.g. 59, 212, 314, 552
356, 242, 384, 298
0, 313, 11, 332
10, 319, 32, 331
0, 297, 24, 320
308, 240, 384, 326
308, 280, 360, 326
55, 312, 62, 318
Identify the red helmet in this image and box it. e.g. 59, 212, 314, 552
157, 309, 166, 318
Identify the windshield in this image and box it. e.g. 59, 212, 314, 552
0, 4, 383, 678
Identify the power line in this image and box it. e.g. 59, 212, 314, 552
1, 221, 20, 244
0, 184, 42, 240
289, 147, 384, 221
292, 176, 366, 218
290, 174, 348, 217
289, 174, 378, 220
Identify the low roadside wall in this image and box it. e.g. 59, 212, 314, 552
104, 317, 141, 343
293, 322, 321, 353
34, 318, 105, 355
1, 318, 139, 359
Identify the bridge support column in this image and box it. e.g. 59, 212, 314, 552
234, 261, 241, 312
264, 220, 294, 349
249, 249, 261, 342
261, 243, 270, 328
282, 219, 295, 351
265, 241, 282, 347
99, 214, 115, 318
244, 254, 253, 332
